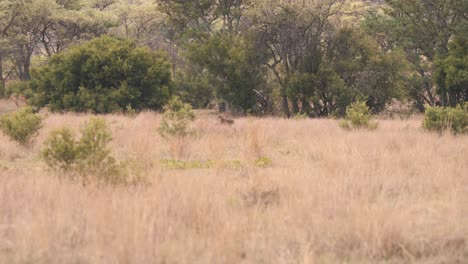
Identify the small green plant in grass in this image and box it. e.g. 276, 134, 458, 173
294, 112, 308, 119
339, 101, 378, 130
224, 160, 243, 169
125, 104, 137, 117
423, 103, 467, 134
42, 117, 137, 185
255, 156, 272, 168
160, 159, 213, 169
0, 107, 42, 146
158, 96, 195, 138
42, 127, 78, 171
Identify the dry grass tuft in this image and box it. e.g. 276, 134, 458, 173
0, 109, 467, 263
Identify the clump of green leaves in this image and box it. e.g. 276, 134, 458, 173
294, 112, 308, 119
161, 159, 213, 169
158, 97, 196, 138
4, 81, 33, 98
255, 156, 273, 168
423, 104, 467, 135
339, 101, 378, 130
0, 107, 42, 146
42, 117, 131, 184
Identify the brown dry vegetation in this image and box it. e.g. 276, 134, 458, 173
1, 104, 468, 263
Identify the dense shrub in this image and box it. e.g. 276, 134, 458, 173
339, 101, 378, 130
423, 104, 468, 134
42, 117, 130, 184
30, 36, 173, 113
42, 128, 78, 171
0, 107, 43, 146
173, 70, 215, 109
4, 81, 33, 98
158, 97, 196, 138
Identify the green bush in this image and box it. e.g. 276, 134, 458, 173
42, 128, 78, 171
255, 156, 272, 168
29, 36, 173, 113
42, 117, 130, 184
4, 81, 33, 98
423, 104, 468, 134
158, 97, 196, 138
339, 101, 378, 130
174, 70, 215, 109
0, 107, 43, 146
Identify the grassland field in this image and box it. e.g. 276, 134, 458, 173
0, 99, 467, 263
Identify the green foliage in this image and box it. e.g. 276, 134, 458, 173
434, 35, 468, 107
223, 159, 243, 169
158, 97, 196, 138
364, 0, 466, 110
423, 104, 468, 135
30, 36, 173, 113
41, 127, 78, 171
173, 70, 215, 109
160, 159, 213, 169
75, 117, 117, 175
42, 117, 131, 184
186, 35, 269, 114
339, 101, 378, 130
294, 112, 308, 119
0, 0, 110, 82
0, 82, 5, 98
255, 156, 272, 168
0, 107, 42, 146
4, 81, 33, 98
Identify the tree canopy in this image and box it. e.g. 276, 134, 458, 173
0, 0, 466, 115
29, 36, 172, 113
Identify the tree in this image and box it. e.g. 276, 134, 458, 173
251, 1, 403, 117
186, 34, 270, 114
173, 68, 215, 109
325, 27, 405, 114
0, 0, 24, 84
251, 0, 343, 117
0, 0, 111, 82
434, 33, 468, 106
29, 35, 173, 113
158, 0, 249, 41
159, 0, 269, 114
364, 0, 467, 109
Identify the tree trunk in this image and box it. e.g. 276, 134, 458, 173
282, 95, 290, 118
291, 97, 299, 115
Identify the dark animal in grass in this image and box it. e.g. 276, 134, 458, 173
218, 115, 234, 125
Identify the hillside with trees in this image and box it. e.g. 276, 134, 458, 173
0, 0, 466, 115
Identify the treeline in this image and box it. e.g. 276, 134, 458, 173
0, 0, 466, 116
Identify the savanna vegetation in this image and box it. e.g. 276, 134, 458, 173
0, 0, 465, 115
0, 0, 467, 263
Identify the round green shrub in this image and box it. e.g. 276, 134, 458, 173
42, 117, 128, 184
158, 97, 196, 138
30, 36, 173, 113
339, 101, 378, 130
423, 103, 468, 134
0, 107, 43, 146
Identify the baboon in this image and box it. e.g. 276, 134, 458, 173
9, 94, 28, 107
218, 115, 234, 125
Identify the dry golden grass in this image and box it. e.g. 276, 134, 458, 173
1, 109, 467, 263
